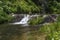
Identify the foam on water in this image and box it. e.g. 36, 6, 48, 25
12, 15, 30, 25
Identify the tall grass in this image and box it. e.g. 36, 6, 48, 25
39, 15, 60, 40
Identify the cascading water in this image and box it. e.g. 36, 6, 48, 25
12, 15, 30, 25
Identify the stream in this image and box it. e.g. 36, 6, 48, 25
0, 23, 42, 40
0, 14, 58, 40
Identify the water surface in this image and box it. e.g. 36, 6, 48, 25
0, 24, 45, 40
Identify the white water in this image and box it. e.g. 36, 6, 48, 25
12, 15, 30, 25
11, 14, 40, 25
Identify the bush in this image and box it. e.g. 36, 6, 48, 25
28, 16, 43, 25
39, 23, 57, 34
46, 31, 60, 40
0, 7, 12, 23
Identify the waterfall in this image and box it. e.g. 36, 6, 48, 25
12, 15, 30, 25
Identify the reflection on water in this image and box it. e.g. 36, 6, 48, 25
0, 24, 46, 40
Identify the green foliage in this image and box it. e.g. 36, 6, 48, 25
0, 7, 12, 23
14, 0, 40, 13
46, 31, 60, 40
0, 0, 40, 13
1, 0, 60, 14
48, 0, 60, 14
39, 23, 57, 34
39, 19, 60, 40
29, 16, 43, 25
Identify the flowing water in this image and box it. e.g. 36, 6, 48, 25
12, 15, 30, 25
11, 14, 40, 26
0, 14, 49, 40
0, 24, 46, 40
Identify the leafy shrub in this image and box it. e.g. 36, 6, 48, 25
28, 16, 43, 25
0, 7, 12, 23
39, 23, 57, 34
46, 31, 60, 40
